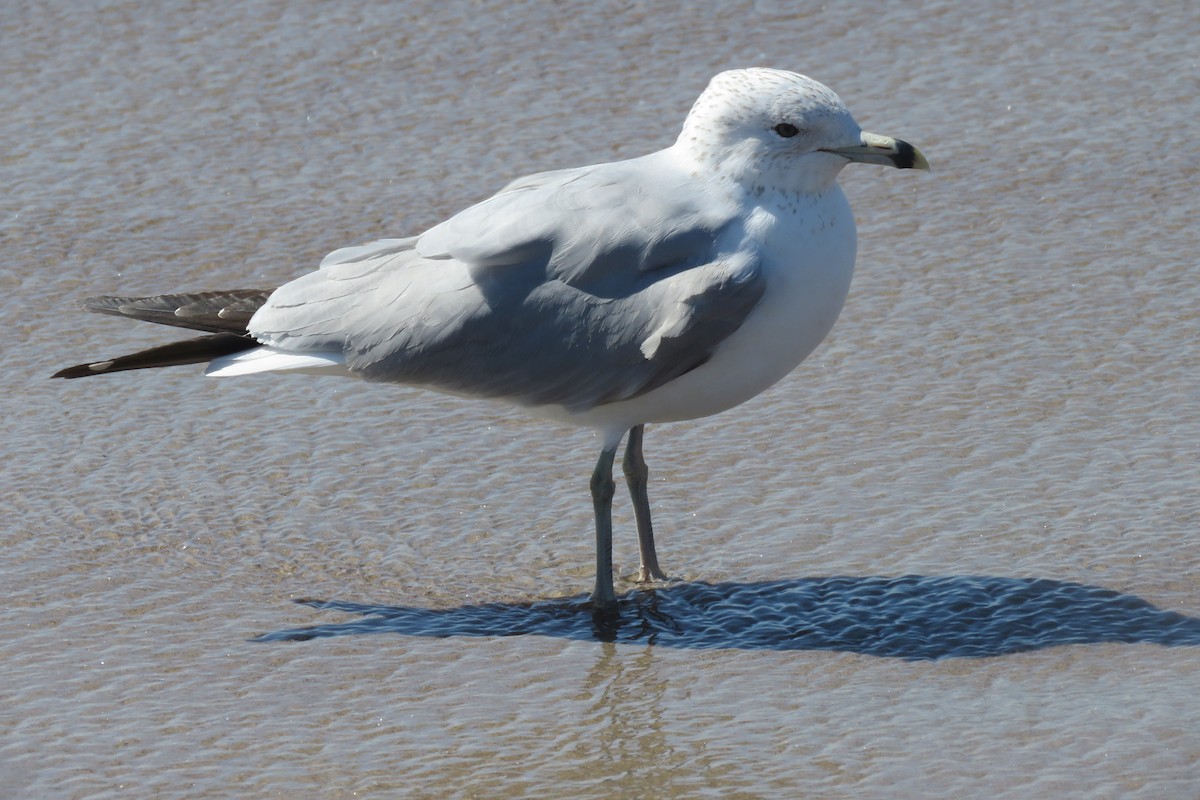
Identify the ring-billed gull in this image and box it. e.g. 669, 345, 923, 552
54, 68, 928, 611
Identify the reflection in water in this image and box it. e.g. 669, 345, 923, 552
576, 645, 671, 789
255, 576, 1200, 661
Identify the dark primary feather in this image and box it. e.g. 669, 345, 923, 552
52, 289, 274, 379
52, 333, 258, 379
78, 290, 274, 334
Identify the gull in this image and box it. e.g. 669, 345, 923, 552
54, 68, 928, 611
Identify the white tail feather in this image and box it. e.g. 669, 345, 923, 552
205, 346, 348, 377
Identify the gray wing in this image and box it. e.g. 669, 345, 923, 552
415, 151, 742, 290
250, 154, 765, 412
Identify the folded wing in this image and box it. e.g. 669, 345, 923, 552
244, 154, 767, 411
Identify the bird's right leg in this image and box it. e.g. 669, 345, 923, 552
589, 445, 619, 611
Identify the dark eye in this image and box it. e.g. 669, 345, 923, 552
773, 122, 800, 138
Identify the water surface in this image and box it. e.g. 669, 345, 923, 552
3, 1, 1198, 797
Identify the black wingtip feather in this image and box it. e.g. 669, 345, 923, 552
52, 333, 258, 379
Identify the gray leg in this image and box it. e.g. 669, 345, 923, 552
623, 424, 667, 582
589, 445, 618, 610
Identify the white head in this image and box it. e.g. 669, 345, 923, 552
675, 68, 927, 193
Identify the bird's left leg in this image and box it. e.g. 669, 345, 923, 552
623, 424, 667, 582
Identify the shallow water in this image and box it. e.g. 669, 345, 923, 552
3, 1, 1199, 797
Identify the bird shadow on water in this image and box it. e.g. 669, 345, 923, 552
253, 575, 1200, 661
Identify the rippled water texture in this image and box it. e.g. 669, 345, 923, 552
3, 1, 1199, 797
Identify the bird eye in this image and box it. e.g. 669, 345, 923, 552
773, 123, 800, 138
